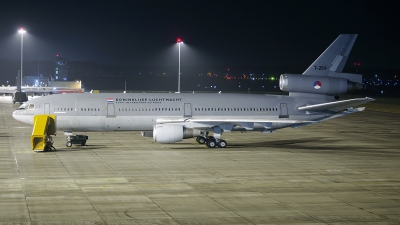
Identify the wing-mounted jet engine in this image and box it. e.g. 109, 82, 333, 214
153, 124, 202, 143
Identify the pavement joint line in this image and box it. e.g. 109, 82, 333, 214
168, 150, 258, 225
3, 103, 32, 223
52, 147, 108, 224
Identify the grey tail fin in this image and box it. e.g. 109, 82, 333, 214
303, 34, 358, 76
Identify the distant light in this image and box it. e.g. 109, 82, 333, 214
177, 38, 182, 43
56, 54, 59, 57
18, 28, 26, 34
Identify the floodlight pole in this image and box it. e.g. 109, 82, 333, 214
18, 28, 26, 86
177, 38, 182, 93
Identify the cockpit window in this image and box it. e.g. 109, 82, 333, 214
17, 103, 35, 110
28, 104, 35, 110
18, 104, 27, 110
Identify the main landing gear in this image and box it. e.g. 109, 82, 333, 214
196, 136, 227, 148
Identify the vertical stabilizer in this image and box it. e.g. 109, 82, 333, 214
303, 34, 358, 76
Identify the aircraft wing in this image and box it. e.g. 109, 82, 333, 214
157, 117, 317, 130
297, 97, 374, 112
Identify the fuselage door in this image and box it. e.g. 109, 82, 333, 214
279, 103, 289, 118
107, 103, 115, 117
44, 103, 50, 114
184, 103, 192, 117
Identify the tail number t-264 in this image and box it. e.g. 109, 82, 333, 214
314, 66, 327, 70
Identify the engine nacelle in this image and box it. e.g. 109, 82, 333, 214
279, 74, 363, 95
153, 124, 202, 143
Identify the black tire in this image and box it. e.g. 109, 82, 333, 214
206, 140, 216, 148
197, 136, 206, 144
81, 142, 86, 146
207, 136, 215, 141
217, 140, 227, 148
66, 141, 72, 147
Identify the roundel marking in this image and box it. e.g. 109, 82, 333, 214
313, 81, 322, 89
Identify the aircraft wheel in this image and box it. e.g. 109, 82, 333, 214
66, 141, 72, 147
197, 136, 206, 144
207, 136, 215, 141
217, 140, 227, 148
206, 140, 216, 148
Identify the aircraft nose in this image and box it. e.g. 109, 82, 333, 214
12, 109, 33, 125
12, 110, 20, 121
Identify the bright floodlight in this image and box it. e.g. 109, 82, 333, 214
177, 37, 183, 92
18, 28, 27, 91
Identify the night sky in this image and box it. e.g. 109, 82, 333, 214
0, 0, 399, 69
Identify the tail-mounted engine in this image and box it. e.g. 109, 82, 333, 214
279, 74, 363, 95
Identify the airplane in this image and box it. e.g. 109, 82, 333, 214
13, 34, 374, 148
0, 85, 84, 104
0, 85, 83, 95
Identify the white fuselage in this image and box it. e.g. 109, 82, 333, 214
13, 92, 332, 132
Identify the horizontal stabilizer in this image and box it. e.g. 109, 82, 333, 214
298, 97, 374, 112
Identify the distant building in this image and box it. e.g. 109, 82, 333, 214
22, 76, 49, 87
54, 56, 69, 81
